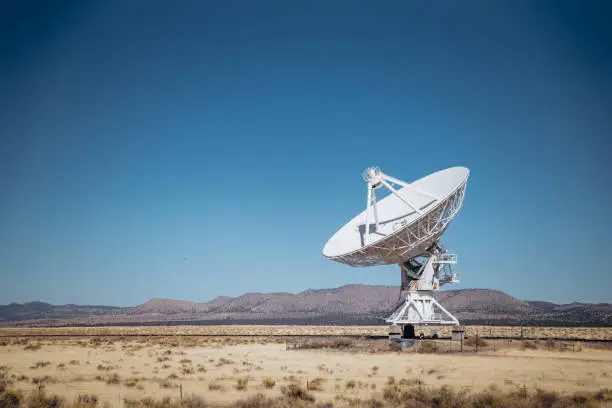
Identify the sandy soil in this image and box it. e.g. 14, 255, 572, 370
1, 337, 611, 406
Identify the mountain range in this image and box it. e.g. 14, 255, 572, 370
1, 286, 610, 327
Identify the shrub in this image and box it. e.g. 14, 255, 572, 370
235, 377, 248, 391
158, 379, 176, 389
216, 358, 234, 367
307, 377, 326, 391
74, 394, 99, 408
25, 390, 64, 408
208, 381, 224, 391
0, 389, 22, 408
262, 377, 276, 389
180, 366, 194, 375
30, 361, 51, 369
280, 384, 315, 402
106, 373, 121, 385
124, 378, 139, 388
31, 376, 55, 386
182, 395, 209, 408
232, 394, 276, 408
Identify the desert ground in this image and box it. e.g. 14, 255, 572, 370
1, 326, 611, 407
1, 324, 610, 340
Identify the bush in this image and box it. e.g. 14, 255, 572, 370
280, 384, 315, 402
0, 389, 22, 408
208, 381, 224, 391
106, 373, 121, 385
182, 395, 209, 408
235, 377, 248, 391
74, 394, 99, 408
231, 394, 276, 408
180, 366, 194, 375
262, 378, 275, 389
123, 378, 139, 388
30, 361, 51, 369
26, 390, 64, 408
307, 377, 326, 391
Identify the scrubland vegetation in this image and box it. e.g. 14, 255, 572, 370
0, 331, 610, 407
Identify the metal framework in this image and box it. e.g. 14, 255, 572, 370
333, 168, 467, 267
386, 245, 460, 326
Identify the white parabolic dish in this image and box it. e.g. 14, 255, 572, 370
323, 167, 469, 267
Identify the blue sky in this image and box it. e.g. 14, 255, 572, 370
1, 1, 610, 306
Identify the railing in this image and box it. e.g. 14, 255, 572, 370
434, 253, 457, 264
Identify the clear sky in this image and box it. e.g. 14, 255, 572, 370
1, 1, 611, 306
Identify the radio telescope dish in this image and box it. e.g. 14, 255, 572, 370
323, 166, 470, 333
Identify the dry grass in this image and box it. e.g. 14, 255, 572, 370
464, 334, 488, 348
289, 337, 354, 350
1, 325, 610, 340
3, 377, 610, 407
1, 332, 611, 407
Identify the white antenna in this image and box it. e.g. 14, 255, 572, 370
323, 166, 469, 335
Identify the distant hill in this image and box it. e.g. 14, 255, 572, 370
1, 286, 610, 327
0, 302, 122, 323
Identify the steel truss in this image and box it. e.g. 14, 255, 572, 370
386, 245, 460, 326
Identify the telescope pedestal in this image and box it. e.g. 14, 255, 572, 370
385, 290, 459, 326
385, 247, 460, 335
